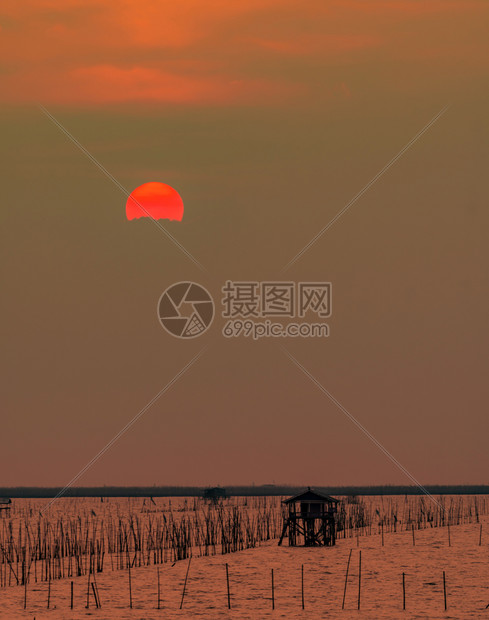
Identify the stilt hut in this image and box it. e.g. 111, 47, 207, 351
278, 488, 338, 547
203, 486, 227, 502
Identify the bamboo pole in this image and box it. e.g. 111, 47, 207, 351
301, 564, 304, 610
357, 550, 362, 610
226, 563, 231, 609
402, 572, 406, 610
92, 569, 101, 609
157, 566, 161, 610
342, 549, 352, 610
271, 568, 275, 610
23, 568, 27, 610
47, 564, 51, 609
128, 562, 133, 609
91, 583, 99, 608
180, 558, 191, 610
86, 560, 91, 608
443, 571, 447, 611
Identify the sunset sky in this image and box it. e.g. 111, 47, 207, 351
1, 0, 488, 488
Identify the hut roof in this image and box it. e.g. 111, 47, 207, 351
283, 488, 339, 505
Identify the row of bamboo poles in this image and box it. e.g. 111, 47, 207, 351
0, 495, 486, 589
0, 499, 282, 588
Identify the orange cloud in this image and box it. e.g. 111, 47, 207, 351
334, 0, 484, 15
0, 0, 487, 105
256, 33, 380, 56
0, 0, 308, 105
0, 64, 304, 105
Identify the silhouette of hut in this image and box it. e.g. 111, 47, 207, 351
203, 486, 227, 502
278, 488, 338, 547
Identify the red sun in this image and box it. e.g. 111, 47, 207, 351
126, 182, 184, 221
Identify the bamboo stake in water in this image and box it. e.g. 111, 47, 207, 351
301, 564, 304, 610
226, 563, 231, 609
271, 568, 275, 610
128, 563, 133, 609
71, 581, 74, 610
91, 583, 99, 609
479, 524, 483, 546
86, 563, 91, 608
447, 524, 451, 547
92, 571, 101, 609
180, 558, 191, 610
402, 572, 406, 610
357, 550, 362, 610
47, 565, 51, 609
23, 569, 27, 610
443, 571, 447, 611
157, 566, 161, 610
412, 524, 415, 546
342, 549, 352, 610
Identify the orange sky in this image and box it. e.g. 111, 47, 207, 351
1, 0, 488, 488
1, 0, 488, 105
